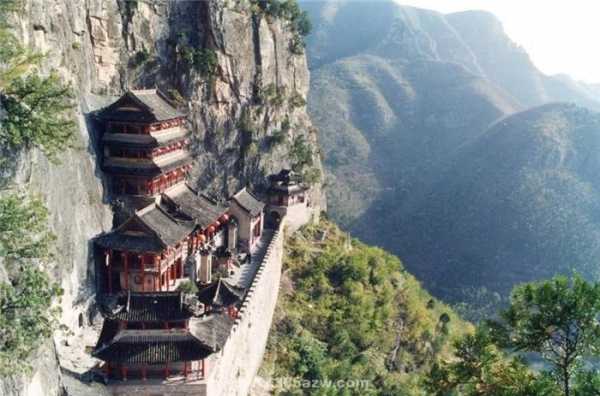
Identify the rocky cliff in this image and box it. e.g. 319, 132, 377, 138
1, 1, 323, 395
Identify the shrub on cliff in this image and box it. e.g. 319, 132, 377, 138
0, 193, 62, 376
252, 0, 311, 54
180, 46, 218, 77
0, 0, 75, 162
1, 73, 75, 160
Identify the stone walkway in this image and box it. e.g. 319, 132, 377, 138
229, 230, 274, 289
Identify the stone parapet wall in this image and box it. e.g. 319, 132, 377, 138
205, 222, 285, 396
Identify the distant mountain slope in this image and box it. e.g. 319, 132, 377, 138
363, 103, 600, 300
303, 1, 522, 224
304, 1, 600, 227
311, 55, 516, 224
446, 10, 600, 110
302, 0, 600, 305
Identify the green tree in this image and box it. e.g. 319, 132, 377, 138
1, 73, 75, 159
573, 371, 600, 396
176, 280, 199, 294
496, 276, 600, 396
0, 263, 63, 375
425, 325, 559, 396
0, 193, 62, 376
0, 0, 75, 161
0, 193, 55, 259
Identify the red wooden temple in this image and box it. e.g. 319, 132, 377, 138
98, 89, 192, 196
92, 90, 265, 383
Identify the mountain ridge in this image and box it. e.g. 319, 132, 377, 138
303, 0, 600, 306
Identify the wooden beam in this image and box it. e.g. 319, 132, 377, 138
123, 252, 129, 290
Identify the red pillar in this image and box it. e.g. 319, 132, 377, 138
165, 361, 169, 379
165, 264, 170, 291
201, 359, 205, 378
121, 366, 127, 381
140, 254, 146, 292
184, 361, 189, 378
142, 365, 147, 381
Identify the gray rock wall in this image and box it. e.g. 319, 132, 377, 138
2, 1, 323, 394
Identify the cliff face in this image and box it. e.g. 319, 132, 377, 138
2, 1, 323, 395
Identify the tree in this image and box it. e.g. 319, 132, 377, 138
0, 0, 75, 161
0, 193, 55, 259
424, 325, 559, 396
0, 193, 62, 376
1, 73, 75, 160
0, 263, 63, 375
573, 371, 600, 396
495, 276, 600, 396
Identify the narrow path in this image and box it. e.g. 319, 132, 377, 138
229, 230, 274, 289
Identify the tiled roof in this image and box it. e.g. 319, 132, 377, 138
101, 292, 194, 322
162, 184, 227, 228
189, 313, 234, 351
137, 205, 194, 247
130, 90, 183, 121
197, 278, 245, 308
94, 231, 165, 253
102, 127, 189, 149
93, 330, 213, 364
230, 188, 265, 217
98, 89, 184, 123
268, 169, 308, 194
268, 169, 302, 184
94, 204, 193, 253
95, 319, 120, 350
103, 150, 192, 177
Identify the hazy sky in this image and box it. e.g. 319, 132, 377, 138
396, 0, 600, 83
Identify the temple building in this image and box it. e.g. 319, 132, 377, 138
98, 89, 192, 196
229, 188, 265, 251
93, 292, 214, 381
267, 169, 313, 231
91, 90, 270, 387
197, 278, 245, 318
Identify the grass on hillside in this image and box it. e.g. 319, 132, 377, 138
261, 219, 472, 395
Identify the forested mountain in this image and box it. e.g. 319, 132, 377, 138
302, 0, 600, 306
373, 104, 600, 301
260, 220, 470, 394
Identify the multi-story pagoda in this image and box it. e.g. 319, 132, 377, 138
98, 89, 192, 196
